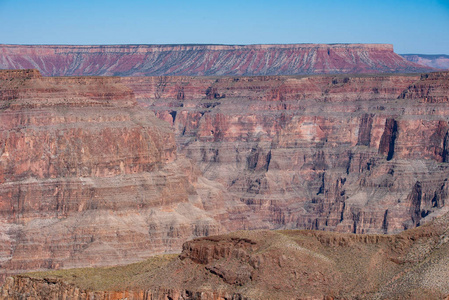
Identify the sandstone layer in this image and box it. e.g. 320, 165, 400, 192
122, 71, 449, 235
2, 211, 449, 299
0, 44, 432, 77
0, 70, 236, 282
402, 54, 449, 70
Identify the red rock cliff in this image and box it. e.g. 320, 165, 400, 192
0, 44, 432, 77
122, 71, 449, 236
0, 70, 230, 282
2, 69, 449, 285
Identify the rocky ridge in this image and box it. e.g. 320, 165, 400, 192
0, 44, 433, 77
2, 210, 449, 299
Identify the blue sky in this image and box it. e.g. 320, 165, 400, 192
1, 0, 448, 54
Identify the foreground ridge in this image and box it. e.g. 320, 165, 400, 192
0, 44, 433, 76
2, 211, 449, 299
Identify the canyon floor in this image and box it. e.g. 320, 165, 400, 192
2, 210, 449, 299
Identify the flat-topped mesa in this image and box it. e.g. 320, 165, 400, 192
0, 43, 433, 76
0, 43, 395, 52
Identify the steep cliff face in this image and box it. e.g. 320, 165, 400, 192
2, 69, 449, 285
3, 211, 449, 299
0, 44, 433, 77
400, 72, 449, 103
0, 70, 234, 282
122, 71, 449, 235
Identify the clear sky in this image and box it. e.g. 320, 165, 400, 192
1, 0, 448, 54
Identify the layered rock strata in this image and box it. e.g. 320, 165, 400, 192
122, 71, 449, 235
0, 70, 235, 282
0, 44, 433, 77
2, 69, 449, 284
2, 211, 449, 299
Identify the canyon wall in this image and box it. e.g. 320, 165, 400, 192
1, 69, 449, 284
122, 71, 449, 236
0, 44, 433, 77
0, 70, 241, 282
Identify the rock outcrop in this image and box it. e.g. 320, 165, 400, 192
0, 70, 234, 282
122, 71, 449, 235
0, 44, 433, 77
2, 211, 449, 299
402, 54, 449, 70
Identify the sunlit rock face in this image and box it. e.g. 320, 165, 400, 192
1, 68, 449, 284
0, 44, 432, 76
123, 71, 449, 236
0, 70, 234, 282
